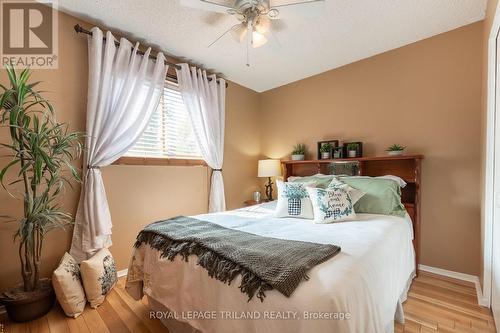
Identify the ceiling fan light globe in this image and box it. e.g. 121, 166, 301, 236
252, 31, 268, 48
255, 15, 271, 34
230, 23, 248, 42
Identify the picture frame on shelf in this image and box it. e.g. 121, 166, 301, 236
317, 140, 339, 160
329, 161, 360, 176
343, 142, 363, 158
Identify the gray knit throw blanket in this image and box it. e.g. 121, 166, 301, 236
134, 216, 341, 302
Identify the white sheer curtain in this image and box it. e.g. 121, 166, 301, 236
176, 64, 226, 212
70, 27, 167, 261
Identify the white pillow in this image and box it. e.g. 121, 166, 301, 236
275, 180, 315, 219
327, 177, 365, 204
52, 253, 86, 318
307, 187, 357, 224
377, 175, 407, 188
80, 248, 118, 308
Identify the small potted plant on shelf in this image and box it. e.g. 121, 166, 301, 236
0, 66, 83, 322
320, 143, 332, 159
291, 143, 306, 161
386, 144, 406, 156
347, 143, 358, 158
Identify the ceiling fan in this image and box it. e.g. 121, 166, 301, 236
180, 0, 324, 57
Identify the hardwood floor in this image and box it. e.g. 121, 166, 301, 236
396, 272, 495, 332
1, 271, 496, 333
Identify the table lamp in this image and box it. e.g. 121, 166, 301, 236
258, 159, 281, 201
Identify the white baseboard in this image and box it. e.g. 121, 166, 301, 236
117, 268, 128, 278
418, 264, 489, 307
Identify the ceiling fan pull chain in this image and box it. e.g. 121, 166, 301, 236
246, 20, 252, 66
246, 34, 251, 67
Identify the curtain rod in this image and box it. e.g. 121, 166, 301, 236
73, 24, 228, 87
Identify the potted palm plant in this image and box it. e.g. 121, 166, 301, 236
0, 66, 82, 322
291, 143, 306, 161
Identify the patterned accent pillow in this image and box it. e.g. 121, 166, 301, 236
275, 180, 315, 219
327, 177, 365, 204
80, 248, 118, 308
307, 186, 357, 224
52, 252, 86, 318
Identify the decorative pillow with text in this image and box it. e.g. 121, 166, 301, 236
327, 177, 365, 204
307, 186, 356, 224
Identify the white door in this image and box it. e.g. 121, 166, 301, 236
493, 35, 500, 328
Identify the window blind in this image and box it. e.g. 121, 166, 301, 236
126, 82, 202, 159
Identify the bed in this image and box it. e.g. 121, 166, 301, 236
125, 156, 422, 333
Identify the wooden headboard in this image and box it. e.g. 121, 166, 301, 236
282, 155, 423, 267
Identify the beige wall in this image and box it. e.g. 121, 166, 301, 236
0, 11, 261, 290
259, 22, 484, 275
0, 9, 487, 290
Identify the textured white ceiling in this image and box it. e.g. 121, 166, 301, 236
57, 0, 487, 92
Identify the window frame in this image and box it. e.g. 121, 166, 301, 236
115, 79, 205, 167
114, 156, 206, 166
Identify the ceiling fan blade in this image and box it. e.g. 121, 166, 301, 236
269, 0, 325, 18
270, 19, 286, 32
270, 0, 323, 7
203, 12, 230, 25
208, 24, 239, 48
179, 0, 233, 14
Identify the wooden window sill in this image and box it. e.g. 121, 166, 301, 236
113, 156, 207, 166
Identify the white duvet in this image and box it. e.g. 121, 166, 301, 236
125, 201, 415, 333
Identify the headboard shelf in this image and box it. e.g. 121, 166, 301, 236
281, 154, 423, 271
282, 154, 423, 164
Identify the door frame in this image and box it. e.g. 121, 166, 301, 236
484, 0, 500, 311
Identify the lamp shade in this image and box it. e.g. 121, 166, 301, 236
258, 159, 281, 177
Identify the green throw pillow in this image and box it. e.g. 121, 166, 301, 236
287, 174, 335, 188
338, 177, 406, 217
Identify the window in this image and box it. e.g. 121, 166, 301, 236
125, 82, 202, 160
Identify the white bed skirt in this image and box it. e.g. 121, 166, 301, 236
139, 270, 415, 333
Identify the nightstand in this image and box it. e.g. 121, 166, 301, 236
243, 200, 271, 207
243, 200, 265, 207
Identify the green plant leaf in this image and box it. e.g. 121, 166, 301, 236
0, 158, 19, 181
5, 65, 18, 89
0, 66, 83, 291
